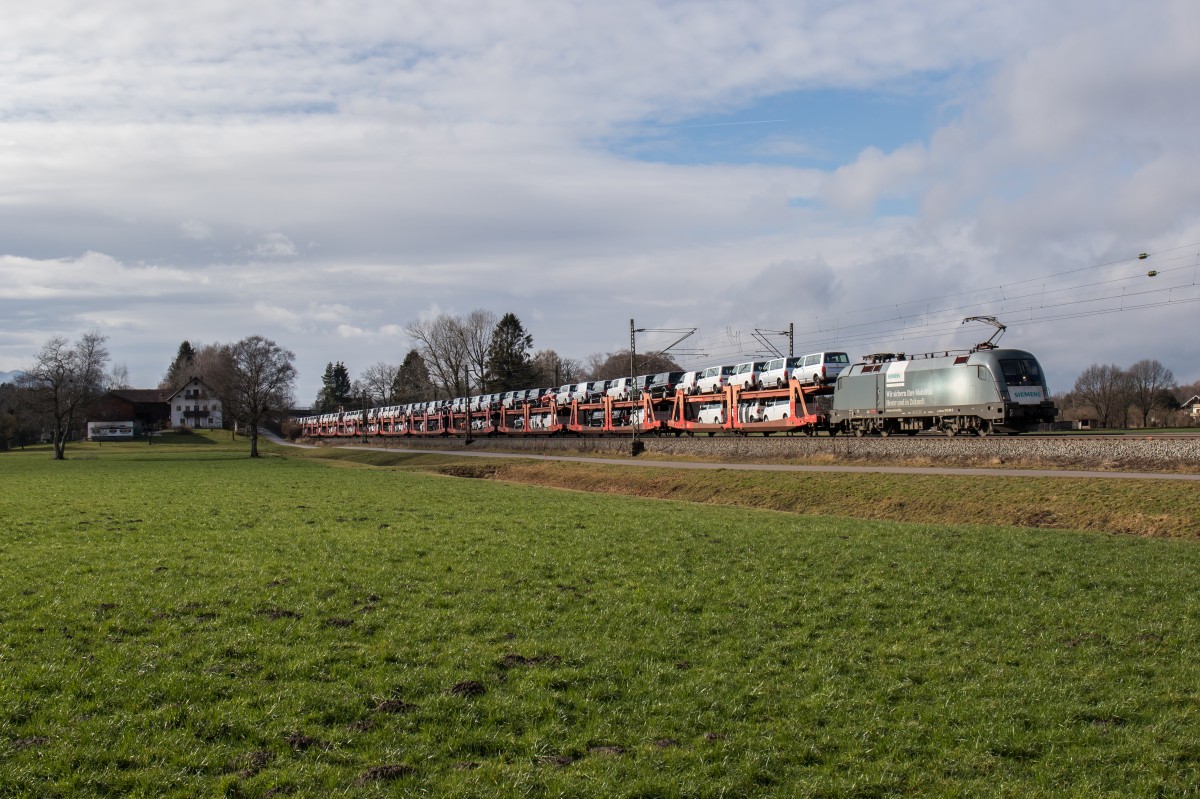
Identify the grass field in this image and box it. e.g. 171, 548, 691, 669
2, 433, 1199, 797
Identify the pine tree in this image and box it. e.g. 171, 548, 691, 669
485, 313, 534, 391
162, 340, 196, 390
392, 350, 433, 404
315, 361, 353, 411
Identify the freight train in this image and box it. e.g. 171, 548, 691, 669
296, 341, 1058, 440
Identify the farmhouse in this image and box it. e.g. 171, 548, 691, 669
91, 388, 171, 430
167, 377, 224, 429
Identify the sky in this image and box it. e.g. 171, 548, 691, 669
3, 0, 1199, 404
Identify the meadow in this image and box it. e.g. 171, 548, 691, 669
1, 433, 1198, 797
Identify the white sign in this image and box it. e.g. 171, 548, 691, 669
1010, 387, 1045, 405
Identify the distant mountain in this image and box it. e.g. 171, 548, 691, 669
0, 370, 24, 385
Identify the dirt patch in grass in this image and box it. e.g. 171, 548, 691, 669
439, 464, 500, 479
258, 608, 301, 620
498, 653, 561, 669
589, 745, 627, 757
536, 755, 574, 767
354, 765, 415, 785
237, 750, 274, 777
449, 680, 486, 697
10, 736, 49, 751
284, 732, 326, 751
374, 699, 417, 714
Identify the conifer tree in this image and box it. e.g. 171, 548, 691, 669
162, 340, 196, 390
315, 361, 353, 411
485, 313, 534, 391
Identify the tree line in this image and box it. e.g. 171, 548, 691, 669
1, 332, 297, 458
1061, 358, 1197, 428
311, 309, 681, 412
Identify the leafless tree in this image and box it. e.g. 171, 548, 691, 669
530, 349, 583, 387
1071, 363, 1130, 429
589, 350, 682, 381
580, 351, 610, 380
19, 331, 110, 459
360, 361, 401, 405
459, 309, 496, 395
219, 336, 297, 457
108, 362, 132, 390
405, 314, 471, 398
1126, 359, 1176, 428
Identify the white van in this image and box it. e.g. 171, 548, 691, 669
759, 356, 804, 389
729, 360, 770, 390
676, 370, 701, 396
695, 401, 726, 425
606, 377, 633, 401
696, 364, 735, 394
794, 351, 851, 385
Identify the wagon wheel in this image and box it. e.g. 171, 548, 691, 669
853, 427, 865, 438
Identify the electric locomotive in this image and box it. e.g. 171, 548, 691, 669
829, 347, 1057, 436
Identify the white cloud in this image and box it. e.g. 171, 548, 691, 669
251, 233, 298, 259
180, 220, 211, 240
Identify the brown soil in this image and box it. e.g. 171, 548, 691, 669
374, 699, 417, 714
354, 765, 415, 785
449, 680, 486, 697
498, 653, 561, 669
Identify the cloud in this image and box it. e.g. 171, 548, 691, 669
0, 251, 196, 299
251, 233, 298, 259
180, 220, 211, 240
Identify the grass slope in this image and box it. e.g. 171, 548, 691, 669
1, 434, 1198, 797
287, 446, 1200, 537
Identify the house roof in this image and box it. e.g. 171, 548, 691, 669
1182, 394, 1200, 408
165, 377, 218, 402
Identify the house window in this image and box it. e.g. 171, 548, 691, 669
175, 405, 181, 411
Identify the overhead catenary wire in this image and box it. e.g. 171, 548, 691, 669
662, 244, 1200, 369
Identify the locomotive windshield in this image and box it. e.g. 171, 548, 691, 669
999, 358, 1042, 387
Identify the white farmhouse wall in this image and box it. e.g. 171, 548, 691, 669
167, 377, 224, 429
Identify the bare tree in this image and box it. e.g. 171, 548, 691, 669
1126, 359, 1176, 428
581, 351, 610, 380
360, 361, 400, 405
19, 331, 110, 459
219, 336, 297, 457
590, 350, 682, 381
108, 362, 132, 390
459, 309, 497, 395
530, 349, 583, 387
1071, 363, 1130, 429
405, 314, 470, 399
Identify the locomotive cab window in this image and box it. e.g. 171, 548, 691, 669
999, 358, 1041, 386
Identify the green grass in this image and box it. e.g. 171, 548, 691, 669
2, 433, 1199, 797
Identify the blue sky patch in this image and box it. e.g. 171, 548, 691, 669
611, 84, 958, 169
